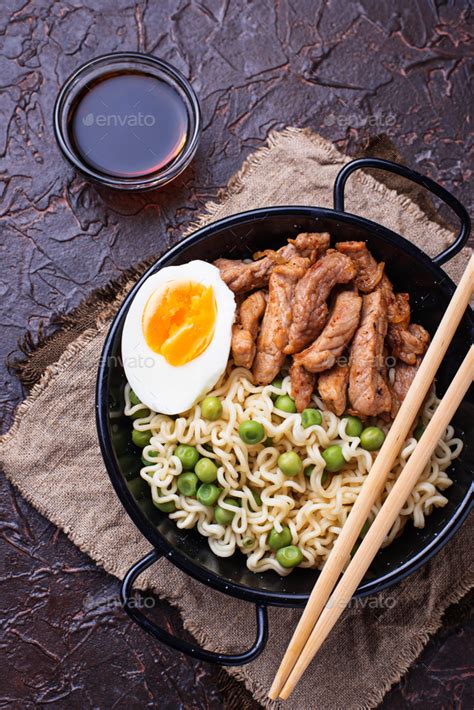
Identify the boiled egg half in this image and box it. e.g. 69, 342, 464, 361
122, 260, 236, 414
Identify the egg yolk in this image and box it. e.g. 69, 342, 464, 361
142, 281, 217, 367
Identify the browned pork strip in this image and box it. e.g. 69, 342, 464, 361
289, 361, 315, 412
285, 251, 357, 354
336, 241, 430, 366
388, 321, 430, 365
231, 329, 255, 369
390, 358, 421, 418
231, 290, 267, 368
252, 257, 309, 384
240, 290, 267, 332
285, 231, 330, 259
383, 287, 410, 326
215, 232, 330, 293
336, 241, 384, 292
348, 290, 392, 417
318, 364, 349, 416
294, 290, 362, 373
215, 256, 270, 294
378, 278, 430, 365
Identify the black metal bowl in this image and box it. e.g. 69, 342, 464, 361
96, 158, 473, 665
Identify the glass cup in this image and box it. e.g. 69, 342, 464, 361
53, 52, 201, 191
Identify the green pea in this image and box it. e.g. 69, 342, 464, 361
242, 536, 255, 548
153, 493, 176, 513
278, 451, 303, 476
130, 407, 150, 420
250, 489, 262, 507
141, 451, 158, 466
239, 420, 265, 445
214, 498, 240, 525
276, 545, 304, 568
175, 444, 200, 471
153, 500, 176, 513
129, 389, 141, 406
196, 483, 221, 506
321, 470, 329, 487
201, 396, 223, 421
301, 408, 322, 429
268, 526, 292, 550
360, 426, 385, 451
177, 472, 199, 497
322, 445, 345, 472
413, 423, 425, 441
274, 395, 297, 414
195, 457, 218, 483
304, 465, 314, 478
214, 507, 228, 525
345, 415, 363, 438
132, 429, 152, 448
270, 377, 283, 401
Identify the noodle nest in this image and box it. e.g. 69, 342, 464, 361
125, 366, 461, 576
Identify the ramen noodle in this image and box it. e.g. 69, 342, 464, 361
125, 365, 461, 576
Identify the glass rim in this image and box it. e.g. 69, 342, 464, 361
53, 51, 201, 191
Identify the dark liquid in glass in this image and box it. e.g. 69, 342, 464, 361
70, 71, 189, 178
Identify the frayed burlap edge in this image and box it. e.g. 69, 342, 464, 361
184, 570, 474, 710
0, 322, 474, 710
10, 127, 470, 392
2, 315, 473, 710
3, 127, 473, 709
184, 126, 465, 260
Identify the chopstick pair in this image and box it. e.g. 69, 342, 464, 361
270, 254, 474, 700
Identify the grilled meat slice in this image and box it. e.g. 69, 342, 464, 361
336, 241, 430, 365
215, 256, 270, 295
388, 321, 430, 365
318, 364, 349, 416
231, 329, 255, 370
294, 290, 362, 373
383, 287, 411, 326
252, 257, 309, 384
378, 278, 430, 365
231, 290, 266, 368
348, 290, 392, 417
336, 241, 384, 292
285, 250, 357, 354
289, 361, 315, 412
284, 231, 330, 260
215, 232, 330, 294
390, 358, 421, 418
240, 290, 267, 332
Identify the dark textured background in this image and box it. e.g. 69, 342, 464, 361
1, 1, 472, 707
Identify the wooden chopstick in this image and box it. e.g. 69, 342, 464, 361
269, 253, 474, 700
279, 344, 474, 698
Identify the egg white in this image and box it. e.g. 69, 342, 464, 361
121, 260, 236, 415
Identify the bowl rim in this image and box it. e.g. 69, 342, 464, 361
96, 205, 474, 606
53, 51, 201, 191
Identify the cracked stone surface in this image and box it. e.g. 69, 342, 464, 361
1, 1, 472, 707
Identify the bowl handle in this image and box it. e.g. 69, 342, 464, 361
120, 550, 269, 665
333, 157, 471, 266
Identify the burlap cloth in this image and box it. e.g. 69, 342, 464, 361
1, 129, 472, 709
